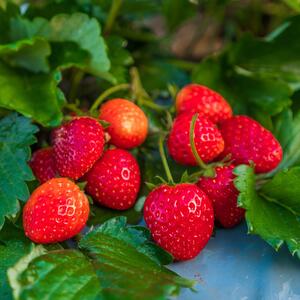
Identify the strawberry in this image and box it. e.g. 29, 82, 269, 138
52, 117, 105, 180
197, 164, 245, 228
85, 148, 141, 210
99, 98, 148, 149
144, 183, 214, 261
29, 147, 57, 183
176, 84, 232, 123
219, 115, 283, 173
23, 178, 90, 244
167, 113, 224, 166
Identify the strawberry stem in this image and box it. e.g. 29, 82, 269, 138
68, 69, 84, 102
130, 67, 150, 102
159, 134, 174, 184
89, 83, 130, 113
64, 102, 84, 116
189, 113, 209, 170
104, 0, 123, 35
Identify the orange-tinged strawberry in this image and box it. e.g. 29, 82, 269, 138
23, 178, 90, 244
99, 98, 148, 149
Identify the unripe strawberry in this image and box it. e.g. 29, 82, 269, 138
29, 147, 57, 183
99, 99, 148, 149
52, 117, 105, 180
23, 178, 90, 244
198, 165, 245, 228
144, 183, 214, 261
176, 84, 232, 123
85, 148, 141, 210
219, 116, 283, 173
167, 113, 224, 166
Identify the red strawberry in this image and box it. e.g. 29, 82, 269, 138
29, 147, 57, 183
219, 116, 283, 173
99, 98, 148, 149
176, 84, 233, 123
85, 148, 141, 210
52, 117, 105, 180
197, 165, 245, 228
144, 183, 214, 261
167, 113, 224, 166
23, 178, 90, 244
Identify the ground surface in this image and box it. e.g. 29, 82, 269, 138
169, 222, 300, 300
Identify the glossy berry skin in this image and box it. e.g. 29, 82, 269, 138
167, 113, 224, 166
29, 147, 57, 183
176, 84, 233, 123
197, 165, 245, 228
85, 148, 141, 210
23, 178, 90, 244
99, 98, 148, 149
219, 116, 283, 173
144, 183, 214, 261
53, 117, 105, 180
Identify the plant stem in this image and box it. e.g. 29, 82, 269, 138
189, 113, 209, 170
159, 135, 174, 184
139, 98, 165, 111
89, 83, 130, 113
64, 103, 84, 116
68, 69, 84, 102
130, 67, 150, 101
104, 0, 123, 35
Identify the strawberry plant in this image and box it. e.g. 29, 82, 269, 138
1, 1, 300, 299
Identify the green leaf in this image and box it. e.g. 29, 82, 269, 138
273, 109, 300, 170
8, 245, 46, 300
103, 36, 133, 84
234, 165, 300, 258
283, 0, 300, 12
8, 248, 101, 300
0, 217, 32, 300
0, 113, 38, 230
0, 240, 32, 300
0, 38, 51, 72
231, 23, 300, 89
0, 61, 64, 126
192, 56, 292, 118
9, 13, 110, 76
80, 217, 194, 300
260, 167, 300, 216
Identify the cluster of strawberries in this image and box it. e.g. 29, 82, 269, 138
24, 83, 283, 263
25, 99, 148, 243
144, 84, 283, 261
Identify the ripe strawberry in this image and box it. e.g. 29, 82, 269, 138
144, 183, 214, 261
219, 116, 283, 173
176, 84, 232, 123
197, 165, 245, 228
167, 113, 224, 166
99, 98, 148, 149
52, 117, 105, 180
23, 178, 90, 244
29, 147, 57, 183
85, 148, 141, 210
